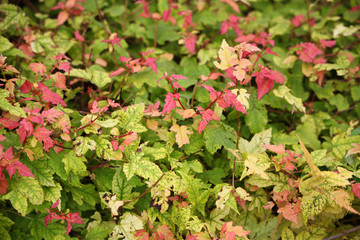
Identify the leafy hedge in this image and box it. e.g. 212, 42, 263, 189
0, 0, 360, 239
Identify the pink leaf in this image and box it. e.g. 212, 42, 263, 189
33, 126, 55, 151
38, 83, 67, 106
0, 173, 8, 194
256, 77, 274, 100
74, 30, 85, 42
352, 183, 360, 200
320, 39, 336, 48
109, 67, 126, 77
161, 93, 179, 114
278, 203, 300, 224
184, 33, 197, 54
58, 62, 72, 73
53, 72, 67, 89
0, 118, 20, 130
6, 160, 35, 178
57, 11, 69, 26
29, 63, 46, 75
42, 108, 65, 122
264, 144, 286, 155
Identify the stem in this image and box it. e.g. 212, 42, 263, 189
323, 225, 360, 240
204, 92, 223, 111
154, 20, 158, 48
306, 0, 312, 41
75, 114, 101, 132
123, 173, 165, 206
122, 0, 129, 31
190, 80, 199, 108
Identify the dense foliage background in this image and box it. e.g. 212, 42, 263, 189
0, 0, 360, 239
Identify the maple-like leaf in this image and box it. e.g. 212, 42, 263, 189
346, 143, 360, 157
33, 126, 55, 151
6, 160, 35, 179
254, 66, 285, 100
153, 225, 175, 240
58, 62, 71, 73
330, 190, 360, 215
214, 39, 236, 70
52, 72, 67, 90
161, 93, 180, 115
42, 108, 64, 122
220, 221, 251, 240
170, 124, 193, 147
352, 183, 360, 200
278, 202, 300, 224
74, 30, 85, 42
38, 83, 67, 106
264, 144, 286, 155
29, 63, 46, 75
220, 0, 240, 13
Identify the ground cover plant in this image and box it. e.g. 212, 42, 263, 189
0, 0, 360, 239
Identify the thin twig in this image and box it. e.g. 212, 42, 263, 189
323, 225, 360, 240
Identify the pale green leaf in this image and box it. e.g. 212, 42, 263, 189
0, 35, 13, 52
62, 150, 88, 176
17, 177, 44, 205
301, 191, 327, 224
273, 85, 306, 113
96, 137, 122, 160
0, 89, 27, 118
73, 137, 97, 156
43, 183, 62, 203
281, 227, 294, 240
4, 190, 28, 216
90, 70, 111, 88
238, 128, 272, 154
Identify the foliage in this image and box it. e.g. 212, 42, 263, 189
0, 0, 360, 239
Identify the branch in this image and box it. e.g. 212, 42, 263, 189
323, 225, 360, 240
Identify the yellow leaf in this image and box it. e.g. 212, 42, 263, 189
170, 124, 193, 147
330, 190, 360, 215
302, 62, 313, 77
213, 39, 236, 70
298, 137, 322, 177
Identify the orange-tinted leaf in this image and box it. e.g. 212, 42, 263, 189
29, 63, 46, 75
170, 124, 193, 147
352, 183, 360, 200
53, 72, 67, 89
57, 11, 69, 26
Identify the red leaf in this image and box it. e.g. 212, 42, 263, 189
256, 77, 274, 100
53, 72, 67, 89
42, 108, 65, 122
29, 63, 46, 75
184, 33, 197, 54
20, 80, 33, 93
6, 160, 35, 178
33, 126, 55, 151
352, 183, 360, 200
264, 144, 286, 155
0, 118, 20, 130
38, 83, 67, 106
220, 0, 240, 13
109, 67, 126, 77
74, 30, 85, 42
161, 93, 179, 115
58, 62, 72, 73
0, 171, 8, 194
278, 203, 300, 224
57, 11, 69, 26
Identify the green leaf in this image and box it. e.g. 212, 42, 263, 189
69, 69, 111, 88
245, 107, 268, 133
281, 227, 295, 240
0, 216, 14, 228
204, 125, 236, 154
0, 226, 11, 240
95, 137, 122, 160
90, 70, 111, 88
273, 85, 306, 113
73, 137, 97, 156
17, 177, 44, 205
29, 217, 66, 240
112, 169, 136, 200
62, 150, 89, 176
180, 172, 210, 215
331, 134, 360, 159
0, 89, 27, 118
0, 35, 13, 52
21, 158, 55, 187
123, 157, 163, 182
301, 191, 327, 224
329, 94, 350, 111
143, 146, 167, 160
4, 190, 28, 216
206, 207, 230, 233
117, 103, 146, 132
238, 128, 272, 154
66, 184, 99, 207
43, 183, 62, 203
